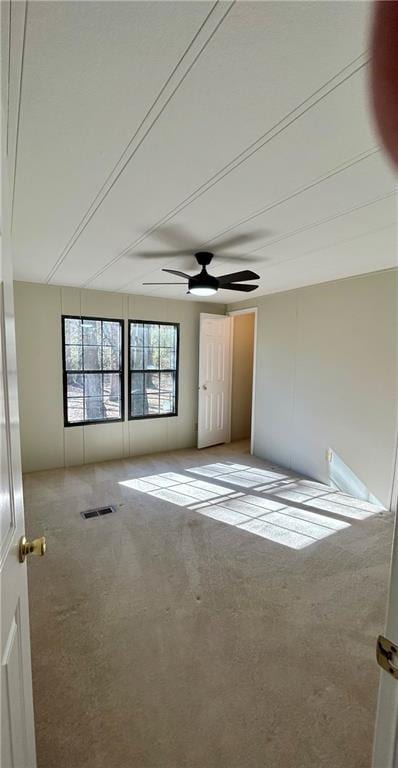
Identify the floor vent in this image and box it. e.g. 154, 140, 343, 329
81, 506, 116, 520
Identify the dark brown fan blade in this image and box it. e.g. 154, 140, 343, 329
142, 282, 186, 285
162, 268, 191, 278
220, 283, 258, 292
218, 270, 259, 284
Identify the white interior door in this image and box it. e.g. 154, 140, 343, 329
197, 313, 232, 449
372, 445, 398, 768
0, 254, 37, 768
1, 2, 38, 764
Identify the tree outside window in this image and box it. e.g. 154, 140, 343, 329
129, 321, 179, 419
62, 316, 124, 426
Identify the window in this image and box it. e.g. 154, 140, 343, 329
62, 316, 124, 426
129, 321, 179, 419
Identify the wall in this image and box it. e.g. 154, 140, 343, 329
228, 270, 398, 509
14, 282, 225, 472
230, 312, 255, 441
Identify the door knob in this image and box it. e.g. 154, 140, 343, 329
202, 384, 208, 390
19, 535, 46, 563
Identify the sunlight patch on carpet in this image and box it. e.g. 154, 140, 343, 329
118, 462, 384, 549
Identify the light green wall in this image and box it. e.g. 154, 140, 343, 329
228, 270, 398, 508
14, 272, 398, 507
14, 282, 225, 472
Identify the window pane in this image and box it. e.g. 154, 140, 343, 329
144, 371, 159, 391
160, 394, 174, 414
160, 325, 176, 348
65, 345, 82, 371
130, 323, 143, 347
103, 346, 120, 370
144, 347, 159, 369
82, 319, 101, 345
144, 372, 160, 415
85, 398, 104, 421
103, 372, 121, 419
104, 398, 121, 419
131, 372, 143, 394
103, 321, 120, 347
160, 372, 175, 414
103, 372, 119, 391
159, 349, 175, 370
64, 318, 82, 345
131, 395, 144, 417
67, 373, 84, 398
67, 398, 84, 423
160, 372, 175, 393
146, 393, 160, 415
83, 346, 101, 370
144, 324, 159, 347
130, 347, 143, 370
84, 373, 103, 396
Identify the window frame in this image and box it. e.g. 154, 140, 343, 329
128, 319, 180, 421
62, 314, 125, 428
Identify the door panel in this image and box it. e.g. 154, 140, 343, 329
1, 2, 37, 765
0, 281, 36, 768
2, 607, 29, 768
372, 477, 398, 768
197, 314, 232, 449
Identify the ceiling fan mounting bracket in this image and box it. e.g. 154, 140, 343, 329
195, 251, 214, 267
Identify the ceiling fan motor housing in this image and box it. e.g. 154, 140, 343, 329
189, 269, 219, 293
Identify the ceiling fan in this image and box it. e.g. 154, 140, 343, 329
142, 251, 259, 296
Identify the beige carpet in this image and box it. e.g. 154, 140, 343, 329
23, 441, 392, 768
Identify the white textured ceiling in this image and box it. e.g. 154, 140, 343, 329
11, 1, 397, 302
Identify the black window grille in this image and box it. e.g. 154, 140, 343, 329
62, 316, 124, 426
128, 320, 179, 419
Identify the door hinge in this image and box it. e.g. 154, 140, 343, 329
376, 635, 398, 679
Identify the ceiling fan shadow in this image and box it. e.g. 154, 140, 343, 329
129, 251, 267, 264
129, 224, 273, 263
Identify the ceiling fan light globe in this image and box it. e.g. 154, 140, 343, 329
189, 285, 218, 297
188, 272, 218, 296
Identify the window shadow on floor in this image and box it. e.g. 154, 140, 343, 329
119, 462, 385, 550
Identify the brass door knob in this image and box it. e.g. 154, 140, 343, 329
19, 535, 46, 563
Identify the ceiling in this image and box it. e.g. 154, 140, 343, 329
10, 1, 397, 302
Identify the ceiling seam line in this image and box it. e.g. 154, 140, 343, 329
84, 53, 370, 287
115, 147, 379, 292
198, 52, 369, 200
201, 61, 371, 246
117, 55, 369, 259
115, 191, 393, 290
116, 147, 378, 291
43, 0, 219, 283
144, 190, 393, 282
223, 191, 397, 259
10, 0, 28, 234
45, 1, 235, 284
190, 147, 379, 247
258, 222, 395, 272
6, 0, 12, 157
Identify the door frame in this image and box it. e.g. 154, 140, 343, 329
227, 307, 257, 455
372, 431, 398, 767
